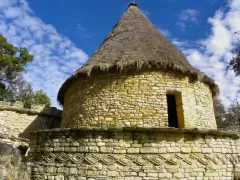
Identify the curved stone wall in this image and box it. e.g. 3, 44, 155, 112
29, 128, 240, 179
61, 70, 216, 129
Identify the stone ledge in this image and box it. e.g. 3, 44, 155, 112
0, 133, 29, 143
0, 101, 62, 117
33, 127, 240, 139
0, 133, 29, 147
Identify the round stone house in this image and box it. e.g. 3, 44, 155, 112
58, 3, 218, 129
29, 3, 240, 180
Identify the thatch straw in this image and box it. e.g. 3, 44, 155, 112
57, 3, 219, 105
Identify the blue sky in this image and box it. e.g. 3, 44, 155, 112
26, 0, 225, 54
0, 0, 240, 107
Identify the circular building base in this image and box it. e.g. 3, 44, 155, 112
30, 128, 240, 179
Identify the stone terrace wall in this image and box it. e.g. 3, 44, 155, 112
62, 70, 216, 129
30, 128, 240, 180
0, 101, 62, 139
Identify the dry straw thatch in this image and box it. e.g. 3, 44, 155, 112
58, 2, 219, 105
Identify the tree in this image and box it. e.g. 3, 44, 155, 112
0, 35, 33, 101
14, 78, 34, 105
224, 101, 240, 130
32, 90, 51, 106
213, 98, 227, 128
214, 99, 240, 131
228, 32, 240, 76
228, 49, 240, 76
15, 80, 51, 106
0, 34, 51, 106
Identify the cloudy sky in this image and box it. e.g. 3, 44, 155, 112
0, 0, 239, 107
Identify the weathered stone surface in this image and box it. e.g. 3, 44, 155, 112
61, 71, 217, 129
0, 101, 62, 139
0, 142, 14, 155
0, 63, 239, 180
0, 141, 30, 180
29, 129, 240, 179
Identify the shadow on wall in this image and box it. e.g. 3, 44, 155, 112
19, 106, 62, 139
0, 102, 62, 179
0, 101, 62, 140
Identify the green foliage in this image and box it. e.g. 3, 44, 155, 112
32, 90, 51, 106
224, 102, 240, 129
213, 98, 226, 128
228, 49, 240, 76
0, 34, 51, 106
13, 80, 51, 106
214, 98, 240, 130
0, 34, 33, 101
228, 32, 240, 76
14, 79, 33, 105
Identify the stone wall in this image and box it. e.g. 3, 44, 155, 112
0, 101, 62, 139
0, 141, 30, 180
0, 101, 62, 179
62, 70, 216, 129
0, 131, 30, 180
29, 128, 240, 180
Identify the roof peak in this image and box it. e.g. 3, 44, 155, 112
57, 1, 218, 105
128, 2, 139, 8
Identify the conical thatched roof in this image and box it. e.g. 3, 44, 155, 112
58, 2, 218, 105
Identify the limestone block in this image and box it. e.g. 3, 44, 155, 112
167, 147, 180, 153
140, 147, 158, 153
55, 175, 64, 180
127, 148, 140, 153
70, 168, 78, 174
202, 148, 213, 154
181, 147, 191, 153
158, 148, 167, 153
108, 171, 118, 177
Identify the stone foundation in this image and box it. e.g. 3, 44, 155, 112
29, 128, 240, 179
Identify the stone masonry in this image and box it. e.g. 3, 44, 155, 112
62, 70, 216, 129
0, 101, 62, 139
0, 141, 30, 180
30, 128, 240, 180
0, 101, 62, 180
0, 2, 239, 179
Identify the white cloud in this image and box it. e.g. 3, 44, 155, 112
172, 40, 186, 46
0, 0, 239, 110
0, 0, 11, 8
177, 9, 200, 30
75, 24, 94, 41
141, 9, 150, 17
202, 11, 232, 56
158, 27, 171, 37
176, 0, 240, 107
0, 0, 89, 107
4, 7, 24, 18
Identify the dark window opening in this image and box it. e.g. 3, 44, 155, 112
167, 94, 179, 128
18, 145, 28, 156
